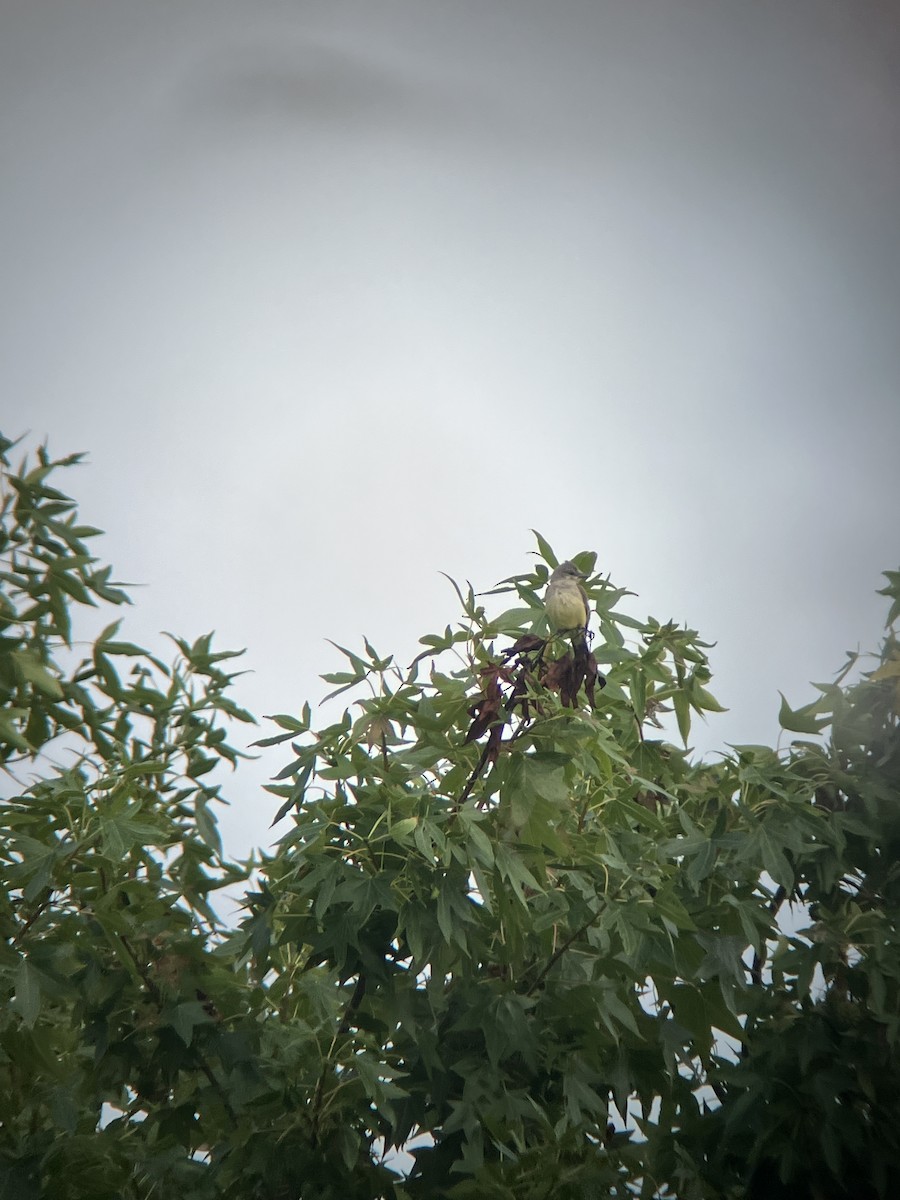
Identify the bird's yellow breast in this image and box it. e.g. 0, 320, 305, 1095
545, 579, 587, 629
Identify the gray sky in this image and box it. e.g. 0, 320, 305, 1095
4, 0, 899, 855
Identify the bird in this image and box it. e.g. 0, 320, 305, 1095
544, 561, 590, 633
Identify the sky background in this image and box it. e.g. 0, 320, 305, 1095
3, 0, 899, 858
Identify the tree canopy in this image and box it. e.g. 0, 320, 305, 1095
1, 433, 899, 1199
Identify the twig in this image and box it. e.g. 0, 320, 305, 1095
749, 884, 787, 987
742, 883, 788, 1060
12, 893, 53, 945
525, 904, 604, 996
311, 972, 367, 1146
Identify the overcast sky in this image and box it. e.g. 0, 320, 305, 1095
4, 0, 899, 856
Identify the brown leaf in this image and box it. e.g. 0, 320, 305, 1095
505, 634, 545, 656
364, 714, 395, 750
465, 666, 507, 743
634, 790, 668, 813
541, 655, 571, 695
643, 698, 671, 728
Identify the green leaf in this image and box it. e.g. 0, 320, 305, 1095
264, 711, 310, 733
652, 889, 697, 933
0, 712, 32, 751
778, 692, 828, 735
758, 828, 794, 892
877, 569, 900, 627
685, 839, 717, 890
509, 784, 536, 831
531, 530, 558, 569
564, 1073, 607, 1124
667, 982, 744, 1049
695, 932, 748, 989
196, 796, 223, 854
436, 885, 454, 944
495, 844, 542, 906
464, 818, 494, 867
673, 689, 691, 746
166, 1001, 212, 1046
326, 640, 370, 675
523, 756, 569, 804
391, 816, 419, 841
337, 1124, 360, 1172
691, 683, 727, 713
485, 607, 536, 634
10, 649, 64, 698
13, 959, 42, 1027
602, 990, 640, 1037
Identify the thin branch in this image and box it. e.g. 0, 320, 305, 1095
311, 972, 367, 1146
12, 893, 54, 945
749, 884, 787, 988
741, 883, 789, 1060
337, 972, 367, 1036
525, 904, 604, 996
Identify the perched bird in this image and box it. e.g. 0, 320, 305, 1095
545, 561, 590, 632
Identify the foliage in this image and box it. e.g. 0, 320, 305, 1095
1, 434, 899, 1199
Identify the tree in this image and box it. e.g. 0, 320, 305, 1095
1, 432, 898, 1199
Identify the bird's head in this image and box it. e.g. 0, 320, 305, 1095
549, 561, 587, 583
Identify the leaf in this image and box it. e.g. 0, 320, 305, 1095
390, 816, 419, 841
0, 712, 32, 751
436, 885, 454, 944
495, 844, 542, 906
509, 783, 536, 831
877, 569, 900, 628
325, 640, 370, 676
99, 816, 126, 860
10, 650, 64, 698
464, 819, 494, 867
166, 1001, 212, 1046
602, 990, 640, 1037
691, 683, 727, 713
685, 839, 717, 891
758, 828, 794, 892
13, 959, 42, 1027
870, 659, 900, 682
722, 894, 763, 954
668, 983, 744, 1049
695, 932, 748, 989
778, 692, 828, 735
337, 1124, 360, 1172
673, 690, 691, 746
523, 756, 569, 804
652, 890, 697, 934
564, 1073, 607, 1124
195, 796, 223, 855
485, 607, 536, 634
531, 530, 558, 569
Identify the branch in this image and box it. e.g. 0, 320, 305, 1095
749, 884, 787, 987
524, 904, 604, 996
454, 731, 501, 812
12, 892, 54, 945
741, 883, 788, 1060
311, 972, 367, 1146
337, 971, 367, 1036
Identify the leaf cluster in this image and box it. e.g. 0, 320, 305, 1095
2, 435, 899, 1199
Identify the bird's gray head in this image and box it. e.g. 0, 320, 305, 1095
549, 561, 586, 583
